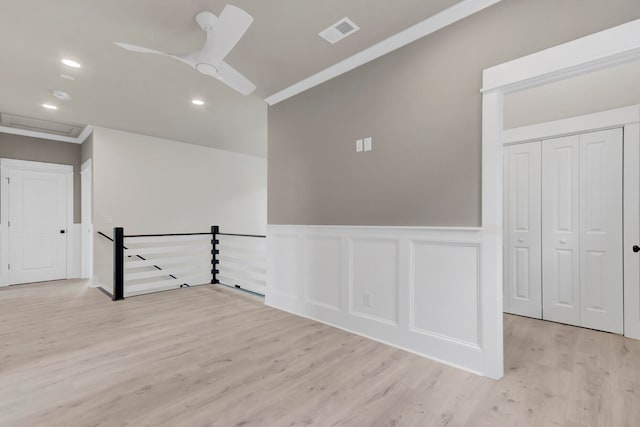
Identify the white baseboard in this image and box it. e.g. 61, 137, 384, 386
266, 224, 486, 376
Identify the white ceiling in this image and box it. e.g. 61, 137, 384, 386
0, 0, 464, 157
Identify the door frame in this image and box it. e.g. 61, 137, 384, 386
481, 19, 640, 379
81, 159, 93, 281
503, 105, 639, 336
0, 158, 74, 286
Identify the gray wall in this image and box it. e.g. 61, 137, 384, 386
0, 133, 82, 223
504, 58, 640, 129
81, 133, 93, 164
268, 0, 640, 226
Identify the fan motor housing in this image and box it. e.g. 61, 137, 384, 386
196, 63, 221, 79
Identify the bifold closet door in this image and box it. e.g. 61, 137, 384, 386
504, 142, 542, 318
542, 135, 581, 327
579, 128, 623, 334
542, 129, 623, 333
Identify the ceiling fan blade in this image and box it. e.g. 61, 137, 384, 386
116, 42, 196, 68
216, 61, 256, 95
208, 5, 253, 63
115, 42, 167, 55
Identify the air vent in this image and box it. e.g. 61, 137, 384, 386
0, 113, 85, 138
319, 17, 360, 44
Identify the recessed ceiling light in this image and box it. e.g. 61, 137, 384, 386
61, 58, 81, 68
191, 99, 205, 106
42, 103, 58, 110
52, 90, 71, 101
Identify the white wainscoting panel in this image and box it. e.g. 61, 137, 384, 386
268, 234, 301, 304
266, 225, 485, 376
411, 241, 480, 346
351, 238, 399, 325
304, 236, 342, 311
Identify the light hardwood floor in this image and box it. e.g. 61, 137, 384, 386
1, 280, 639, 426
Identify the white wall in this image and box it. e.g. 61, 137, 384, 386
267, 225, 486, 375
92, 127, 267, 292
504, 58, 640, 129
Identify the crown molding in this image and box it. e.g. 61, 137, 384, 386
264, 0, 502, 106
0, 124, 93, 144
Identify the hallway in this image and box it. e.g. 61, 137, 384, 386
1, 280, 638, 426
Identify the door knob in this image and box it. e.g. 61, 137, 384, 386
560, 239, 567, 244
518, 238, 524, 243
634, 245, 640, 253
60, 230, 66, 234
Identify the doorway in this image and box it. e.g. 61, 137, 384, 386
503, 112, 633, 335
0, 159, 73, 285
480, 19, 640, 379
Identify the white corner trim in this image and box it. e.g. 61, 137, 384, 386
265, 0, 503, 106
0, 124, 93, 144
503, 105, 640, 144
482, 18, 640, 93
77, 125, 93, 144
81, 158, 92, 174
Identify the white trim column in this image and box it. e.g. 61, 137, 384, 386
481, 90, 504, 379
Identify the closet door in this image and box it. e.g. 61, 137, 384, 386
542, 135, 581, 327
579, 128, 623, 334
504, 142, 542, 318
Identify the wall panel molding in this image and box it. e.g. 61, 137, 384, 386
303, 235, 342, 312
266, 224, 485, 376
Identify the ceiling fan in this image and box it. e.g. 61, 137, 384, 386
115, 5, 256, 96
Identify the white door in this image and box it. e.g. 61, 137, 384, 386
542, 135, 581, 326
504, 141, 542, 318
542, 129, 623, 333
624, 123, 640, 340
579, 128, 623, 333
8, 168, 68, 284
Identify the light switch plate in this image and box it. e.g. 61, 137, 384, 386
364, 137, 372, 151
356, 139, 363, 152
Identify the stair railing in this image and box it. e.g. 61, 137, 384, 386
97, 226, 266, 300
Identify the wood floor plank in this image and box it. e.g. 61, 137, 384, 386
1, 280, 639, 426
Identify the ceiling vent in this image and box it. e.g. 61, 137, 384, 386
319, 17, 359, 44
0, 112, 85, 138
